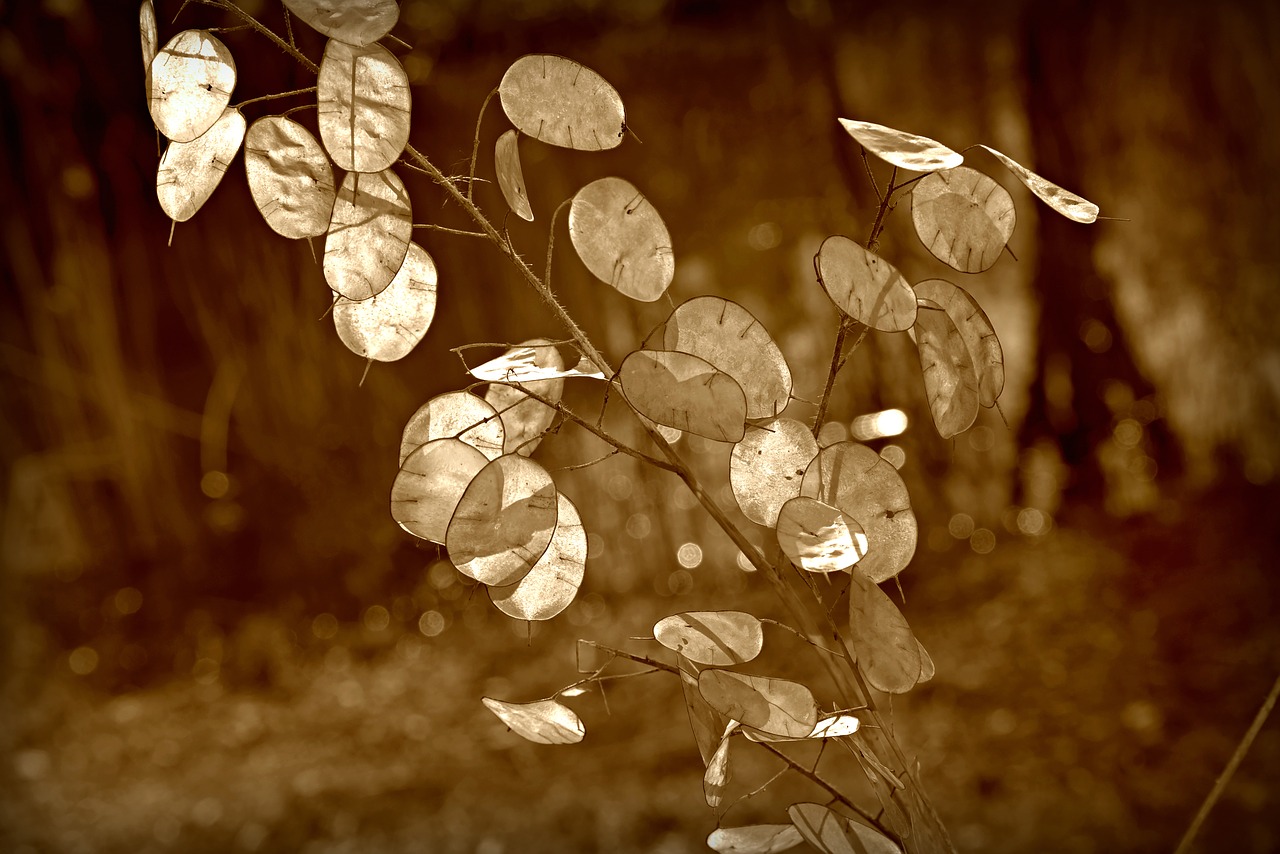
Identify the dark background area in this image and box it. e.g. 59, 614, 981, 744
2, 1, 1279, 851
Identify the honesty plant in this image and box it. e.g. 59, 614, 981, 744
140, 2, 1100, 852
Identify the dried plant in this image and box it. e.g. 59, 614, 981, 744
140, 2, 1104, 851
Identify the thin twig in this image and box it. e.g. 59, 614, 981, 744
412, 223, 488, 238
1174, 673, 1280, 854
545, 198, 573, 294
752, 740, 888, 832
467, 87, 500, 203
234, 86, 316, 108
577, 640, 681, 676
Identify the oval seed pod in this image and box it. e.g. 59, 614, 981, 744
697, 671, 818, 739
317, 39, 411, 174
323, 168, 413, 301
140, 1, 157, 72
483, 339, 565, 456
847, 567, 922, 695
400, 391, 505, 465
979, 143, 1099, 223
729, 418, 818, 528
481, 697, 584, 745
707, 825, 804, 854
914, 301, 980, 438
911, 166, 1016, 273
488, 492, 586, 621
243, 116, 337, 239
390, 438, 489, 545
148, 30, 237, 143
913, 278, 1004, 408
801, 442, 917, 582
281, 0, 399, 48
498, 54, 625, 151
156, 107, 246, 223
495, 129, 533, 222
815, 236, 917, 332
838, 118, 963, 173
333, 242, 437, 362
446, 454, 558, 587
776, 496, 868, 573
662, 296, 792, 419
618, 350, 746, 443
569, 177, 674, 302
654, 611, 764, 666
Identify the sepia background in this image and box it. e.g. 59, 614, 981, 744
2, 0, 1279, 851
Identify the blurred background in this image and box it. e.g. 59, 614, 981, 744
2, 0, 1279, 851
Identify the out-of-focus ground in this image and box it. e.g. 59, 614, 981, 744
3, 1, 1279, 852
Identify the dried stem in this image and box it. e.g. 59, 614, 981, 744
1174, 673, 1280, 854
219, 8, 953, 848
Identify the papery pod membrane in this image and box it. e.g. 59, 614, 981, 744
498, 54, 626, 151
741, 714, 861, 743
788, 802, 901, 854
916, 638, 935, 685
662, 296, 792, 419
800, 442, 917, 582
148, 30, 237, 143
618, 350, 746, 443
704, 720, 738, 809
244, 116, 337, 239
775, 496, 867, 573
156, 107, 246, 223
707, 824, 804, 854
911, 166, 1016, 273
281, 0, 399, 48
914, 301, 980, 438
483, 339, 565, 456
446, 454, 558, 587
390, 438, 488, 544
469, 344, 604, 383
481, 697, 584, 745
914, 278, 1004, 408
680, 658, 730, 767
495, 129, 534, 221
847, 567, 922, 695
317, 40, 411, 173
697, 670, 817, 738
488, 493, 586, 621
979, 144, 1100, 224
140, 1, 157, 71
333, 243, 437, 361
400, 391, 506, 465
837, 118, 962, 173
807, 714, 861, 738
323, 168, 412, 301
569, 177, 674, 302
729, 418, 817, 528
815, 236, 917, 332
653, 611, 764, 666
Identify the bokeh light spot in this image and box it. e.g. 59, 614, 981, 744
970, 528, 997, 554
311, 612, 339, 640
114, 586, 143, 615
363, 605, 391, 632
68, 646, 98, 675
625, 512, 651, 539
948, 513, 975, 539
418, 611, 446, 637
676, 542, 703, 568
200, 470, 230, 499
